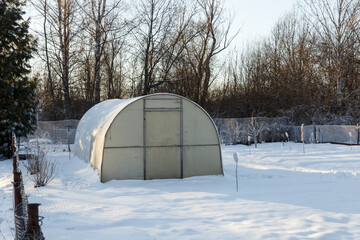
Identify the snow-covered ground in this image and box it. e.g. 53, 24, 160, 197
1, 142, 360, 239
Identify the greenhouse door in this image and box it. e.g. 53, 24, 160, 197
143, 98, 183, 180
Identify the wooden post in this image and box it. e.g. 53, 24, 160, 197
12, 133, 18, 173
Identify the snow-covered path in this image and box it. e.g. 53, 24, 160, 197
1, 143, 360, 239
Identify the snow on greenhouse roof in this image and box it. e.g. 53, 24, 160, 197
74, 97, 141, 163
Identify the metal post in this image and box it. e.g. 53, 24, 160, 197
13, 153, 18, 173
357, 124, 359, 145
27, 203, 41, 238
313, 124, 316, 144
13, 171, 23, 240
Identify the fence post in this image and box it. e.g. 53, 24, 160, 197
12, 133, 21, 211
13, 172, 22, 212
12, 133, 18, 172
13, 152, 18, 173
313, 124, 317, 143
357, 124, 359, 145
27, 203, 41, 238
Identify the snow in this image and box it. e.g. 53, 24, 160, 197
74, 97, 139, 163
1, 142, 360, 239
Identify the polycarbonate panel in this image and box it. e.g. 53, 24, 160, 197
146, 147, 181, 179
104, 100, 143, 148
145, 99, 181, 109
102, 148, 144, 182
146, 111, 180, 146
183, 101, 219, 145
183, 145, 222, 177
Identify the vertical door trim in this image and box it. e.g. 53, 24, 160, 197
143, 98, 147, 180
180, 99, 184, 178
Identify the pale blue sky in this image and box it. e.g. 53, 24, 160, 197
25, 0, 299, 57
25, 0, 298, 46
224, 0, 298, 49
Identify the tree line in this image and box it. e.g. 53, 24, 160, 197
31, 0, 359, 124
30, 0, 235, 120
211, 0, 360, 124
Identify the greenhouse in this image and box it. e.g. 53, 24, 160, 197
74, 93, 223, 182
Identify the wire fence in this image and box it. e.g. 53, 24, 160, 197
214, 118, 360, 145
14, 176, 28, 240
12, 133, 45, 240
288, 124, 360, 144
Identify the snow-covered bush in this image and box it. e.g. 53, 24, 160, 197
23, 138, 56, 187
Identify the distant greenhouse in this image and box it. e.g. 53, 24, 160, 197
74, 93, 223, 182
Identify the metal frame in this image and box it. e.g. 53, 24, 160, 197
180, 99, 184, 178
143, 99, 147, 180
144, 108, 182, 112
104, 144, 219, 149
144, 97, 181, 100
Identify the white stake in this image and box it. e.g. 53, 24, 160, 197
233, 152, 239, 192
301, 124, 305, 154
285, 132, 291, 151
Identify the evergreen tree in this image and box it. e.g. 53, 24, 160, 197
0, 0, 38, 158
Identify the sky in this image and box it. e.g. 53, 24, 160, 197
224, 0, 299, 50
25, 0, 299, 50
24, 0, 300, 69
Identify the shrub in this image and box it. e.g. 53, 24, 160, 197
23, 138, 56, 187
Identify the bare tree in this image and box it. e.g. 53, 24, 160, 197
103, 33, 127, 99
56, 0, 75, 117
78, 0, 123, 103
42, 0, 55, 100
31, 0, 81, 119
132, 0, 195, 95
300, 0, 360, 102
182, 0, 238, 107
241, 116, 267, 148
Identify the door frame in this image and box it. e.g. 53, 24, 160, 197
143, 97, 184, 180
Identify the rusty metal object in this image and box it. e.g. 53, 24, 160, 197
27, 203, 42, 239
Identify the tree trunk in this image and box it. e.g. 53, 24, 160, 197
57, 0, 71, 118
94, 19, 102, 103
43, 0, 54, 100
